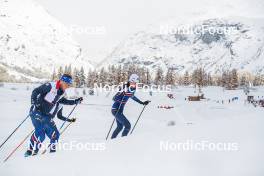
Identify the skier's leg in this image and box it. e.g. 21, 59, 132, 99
45, 119, 60, 153
25, 112, 45, 156
118, 113, 131, 137
111, 110, 124, 139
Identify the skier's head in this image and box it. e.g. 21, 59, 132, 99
60, 74, 73, 90
129, 74, 139, 83
129, 74, 139, 88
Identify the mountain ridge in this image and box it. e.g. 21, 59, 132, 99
100, 17, 264, 75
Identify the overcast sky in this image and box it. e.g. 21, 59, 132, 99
35, 0, 264, 62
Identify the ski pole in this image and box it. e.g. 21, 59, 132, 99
59, 120, 74, 135
105, 119, 115, 140
0, 114, 30, 150
59, 103, 78, 130
3, 129, 34, 163
130, 105, 147, 135
41, 104, 78, 154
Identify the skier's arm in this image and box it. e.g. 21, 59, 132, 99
131, 92, 151, 105
56, 108, 72, 122
31, 83, 51, 105
59, 97, 83, 105
112, 92, 122, 101
59, 97, 76, 105
131, 95, 144, 104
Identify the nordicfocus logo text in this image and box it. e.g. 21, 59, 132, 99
160, 140, 239, 152
28, 141, 106, 152
92, 83, 172, 93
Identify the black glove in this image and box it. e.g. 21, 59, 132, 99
143, 100, 151, 105
68, 118, 76, 123
75, 97, 83, 104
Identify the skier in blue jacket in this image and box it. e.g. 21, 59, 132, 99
111, 74, 150, 139
24, 74, 83, 157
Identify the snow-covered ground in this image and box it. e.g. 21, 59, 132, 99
0, 83, 264, 176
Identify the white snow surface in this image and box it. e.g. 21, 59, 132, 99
0, 83, 264, 175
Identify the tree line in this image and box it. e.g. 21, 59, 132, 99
51, 64, 264, 89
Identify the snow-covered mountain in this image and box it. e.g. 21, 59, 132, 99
0, 0, 94, 82
101, 17, 264, 75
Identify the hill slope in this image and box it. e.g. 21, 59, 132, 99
0, 0, 93, 82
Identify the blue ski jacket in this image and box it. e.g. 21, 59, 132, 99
112, 83, 143, 111
31, 81, 77, 117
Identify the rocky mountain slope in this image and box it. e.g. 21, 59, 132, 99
101, 17, 264, 75
0, 0, 93, 82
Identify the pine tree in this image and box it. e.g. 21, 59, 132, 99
64, 64, 72, 75
116, 65, 123, 84
253, 74, 261, 86
73, 68, 81, 87
183, 71, 190, 86
215, 75, 222, 86
191, 68, 207, 93
192, 68, 204, 87
261, 75, 264, 85
230, 69, 239, 89
110, 65, 118, 85
99, 67, 107, 86
165, 68, 175, 85
146, 68, 151, 85
121, 66, 128, 83
254, 74, 264, 86
51, 69, 57, 80
207, 73, 213, 86
57, 66, 64, 79
154, 67, 164, 85
139, 67, 147, 84
86, 69, 94, 88
64, 65, 68, 74
221, 71, 229, 88
128, 64, 136, 77
79, 67, 86, 87
240, 75, 247, 87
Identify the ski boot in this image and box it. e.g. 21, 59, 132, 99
24, 150, 32, 157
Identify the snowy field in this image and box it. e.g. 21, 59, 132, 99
0, 83, 264, 176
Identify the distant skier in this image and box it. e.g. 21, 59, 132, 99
111, 74, 150, 139
24, 74, 83, 157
